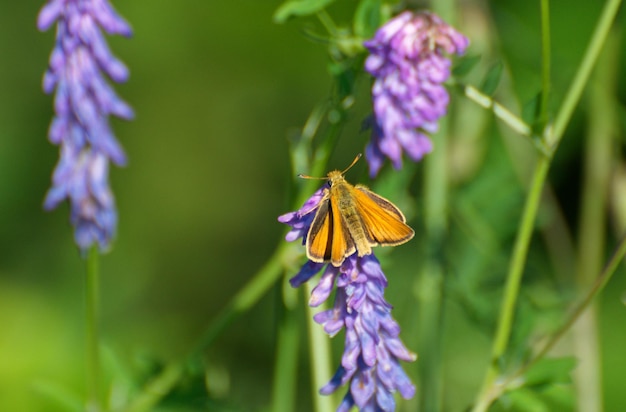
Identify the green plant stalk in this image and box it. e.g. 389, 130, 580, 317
414, 0, 455, 408
477, 2, 554, 387
86, 247, 102, 412
303, 113, 346, 204
416, 118, 449, 412
538, 0, 551, 129
296, 92, 350, 208
548, 0, 622, 147
472, 153, 551, 412
572, 28, 619, 412
125, 242, 290, 412
461, 85, 531, 138
271, 282, 300, 412
304, 282, 335, 412
472, 0, 622, 410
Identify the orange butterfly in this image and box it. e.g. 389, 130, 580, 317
300, 154, 414, 267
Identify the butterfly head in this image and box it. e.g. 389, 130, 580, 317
326, 170, 345, 187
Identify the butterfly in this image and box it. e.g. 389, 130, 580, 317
299, 154, 414, 267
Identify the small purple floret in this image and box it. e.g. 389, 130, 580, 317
364, 11, 469, 177
38, 0, 133, 252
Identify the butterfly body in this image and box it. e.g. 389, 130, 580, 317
305, 167, 414, 267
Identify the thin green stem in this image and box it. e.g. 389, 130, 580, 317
415, 0, 455, 404
125, 242, 292, 412
86, 247, 102, 412
460, 84, 535, 140
295, 83, 351, 208
477, 0, 554, 387
472, 154, 551, 412
304, 282, 335, 412
538, 0, 551, 129
271, 282, 300, 412
548, 0, 623, 147
416, 114, 449, 412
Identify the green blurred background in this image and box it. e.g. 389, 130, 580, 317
0, 1, 625, 411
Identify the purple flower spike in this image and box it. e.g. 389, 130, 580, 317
364, 11, 469, 177
279, 192, 417, 411
38, 0, 133, 252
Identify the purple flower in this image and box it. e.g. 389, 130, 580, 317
38, 0, 133, 252
279, 192, 416, 411
364, 11, 469, 177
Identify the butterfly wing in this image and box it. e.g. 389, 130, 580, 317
306, 191, 355, 266
306, 193, 333, 263
353, 185, 415, 246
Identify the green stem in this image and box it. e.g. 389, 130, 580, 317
415, 1, 455, 408
271, 282, 300, 412
86, 247, 102, 412
538, 0, 551, 129
472, 154, 551, 412
304, 282, 335, 412
125, 242, 291, 412
548, 0, 622, 147
416, 115, 449, 412
460, 84, 535, 142
295, 84, 350, 208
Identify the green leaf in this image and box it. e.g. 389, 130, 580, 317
273, 0, 336, 23
502, 387, 550, 412
353, 0, 381, 38
521, 92, 541, 127
452, 54, 482, 78
480, 61, 504, 96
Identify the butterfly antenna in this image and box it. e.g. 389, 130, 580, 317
340, 153, 362, 175
298, 173, 328, 180
298, 154, 362, 179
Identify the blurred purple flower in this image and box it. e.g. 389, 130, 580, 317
279, 192, 416, 411
364, 11, 469, 177
38, 0, 133, 252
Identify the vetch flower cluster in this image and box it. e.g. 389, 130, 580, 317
279, 192, 416, 411
38, 0, 133, 252
364, 11, 469, 177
